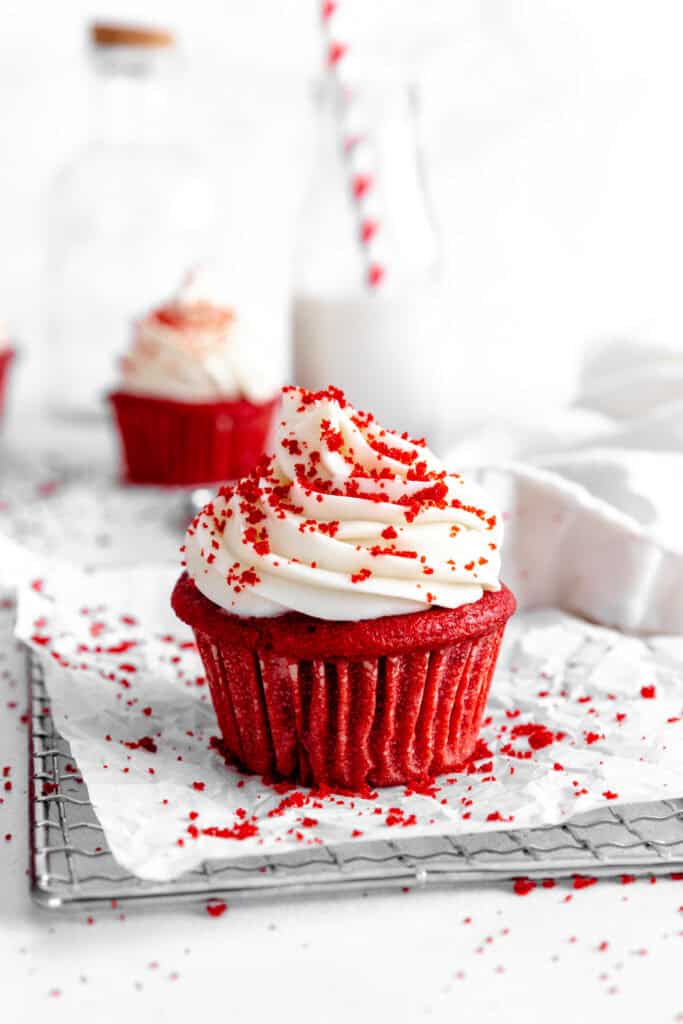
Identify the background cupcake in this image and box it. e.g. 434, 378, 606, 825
109, 271, 280, 486
0, 323, 14, 424
173, 385, 515, 790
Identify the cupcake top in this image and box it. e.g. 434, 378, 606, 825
183, 385, 502, 622
119, 271, 277, 404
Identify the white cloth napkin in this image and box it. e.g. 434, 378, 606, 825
445, 340, 683, 635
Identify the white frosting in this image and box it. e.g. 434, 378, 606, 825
119, 271, 278, 404
183, 386, 502, 621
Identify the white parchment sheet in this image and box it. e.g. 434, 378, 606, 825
15, 562, 683, 881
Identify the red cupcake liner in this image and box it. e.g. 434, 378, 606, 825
109, 391, 279, 486
172, 574, 516, 789
0, 349, 15, 422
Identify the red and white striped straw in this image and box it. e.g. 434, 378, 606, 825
319, 0, 387, 290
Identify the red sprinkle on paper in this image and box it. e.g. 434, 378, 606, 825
192, 781, 205, 792
360, 218, 379, 244
352, 173, 373, 199
201, 822, 259, 841
486, 811, 509, 822
327, 40, 348, 66
206, 900, 227, 918
640, 685, 656, 699
367, 264, 385, 288
513, 878, 536, 896
573, 875, 598, 890
122, 736, 157, 754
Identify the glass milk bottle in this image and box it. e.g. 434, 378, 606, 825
292, 79, 447, 443
44, 23, 221, 419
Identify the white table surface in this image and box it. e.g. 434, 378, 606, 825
1, 418, 682, 1024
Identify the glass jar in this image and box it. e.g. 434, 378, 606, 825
292, 79, 448, 443
44, 23, 222, 419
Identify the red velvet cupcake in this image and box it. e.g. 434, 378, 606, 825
172, 385, 515, 790
110, 391, 278, 486
0, 347, 14, 423
109, 272, 279, 486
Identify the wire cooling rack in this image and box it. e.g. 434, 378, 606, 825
28, 651, 683, 910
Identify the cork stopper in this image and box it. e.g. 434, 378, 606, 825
90, 22, 175, 49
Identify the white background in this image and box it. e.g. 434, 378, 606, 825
3, 1, 683, 413
2, 4, 683, 1021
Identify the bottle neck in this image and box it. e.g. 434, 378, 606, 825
88, 47, 182, 146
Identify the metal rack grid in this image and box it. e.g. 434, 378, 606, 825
28, 650, 683, 910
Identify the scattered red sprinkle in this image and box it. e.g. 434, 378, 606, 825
202, 822, 259, 841
367, 264, 385, 288
573, 875, 598, 890
513, 878, 536, 895
206, 900, 227, 918
352, 173, 372, 198
122, 736, 157, 754
360, 219, 378, 244
327, 40, 348, 67
640, 685, 656, 699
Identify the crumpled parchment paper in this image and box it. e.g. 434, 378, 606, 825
15, 561, 683, 882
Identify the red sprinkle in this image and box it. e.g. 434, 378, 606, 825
573, 875, 598, 890
206, 900, 227, 918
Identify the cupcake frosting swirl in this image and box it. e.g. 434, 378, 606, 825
119, 271, 277, 404
183, 386, 502, 622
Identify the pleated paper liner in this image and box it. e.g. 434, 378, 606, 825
109, 390, 279, 486
172, 574, 516, 790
